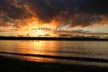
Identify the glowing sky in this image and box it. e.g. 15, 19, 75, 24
0, 0, 108, 36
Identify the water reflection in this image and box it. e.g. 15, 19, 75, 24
0, 40, 108, 63
17, 41, 60, 62
17, 41, 59, 54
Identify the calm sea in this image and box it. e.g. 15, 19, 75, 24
0, 40, 108, 67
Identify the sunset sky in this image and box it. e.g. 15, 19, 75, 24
0, 0, 108, 36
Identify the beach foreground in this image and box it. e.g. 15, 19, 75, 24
0, 55, 108, 72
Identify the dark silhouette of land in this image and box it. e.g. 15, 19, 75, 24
0, 36, 108, 41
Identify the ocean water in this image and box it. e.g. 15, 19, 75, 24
0, 40, 108, 67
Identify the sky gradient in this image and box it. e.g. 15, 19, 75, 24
0, 0, 108, 36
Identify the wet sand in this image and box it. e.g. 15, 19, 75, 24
0, 55, 108, 72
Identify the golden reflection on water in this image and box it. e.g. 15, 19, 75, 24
17, 41, 60, 62
14, 40, 108, 62
1, 40, 108, 63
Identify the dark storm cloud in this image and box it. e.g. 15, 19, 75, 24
26, 0, 108, 15
0, 0, 108, 27
0, 0, 33, 19
82, 0, 108, 13
25, 0, 108, 25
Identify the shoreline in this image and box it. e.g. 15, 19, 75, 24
0, 55, 108, 72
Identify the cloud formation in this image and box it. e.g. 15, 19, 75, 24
0, 0, 108, 27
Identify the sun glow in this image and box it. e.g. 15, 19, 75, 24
17, 22, 56, 37
16, 19, 59, 37
0, 16, 62, 37
35, 29, 47, 36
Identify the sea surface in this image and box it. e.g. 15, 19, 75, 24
0, 40, 108, 67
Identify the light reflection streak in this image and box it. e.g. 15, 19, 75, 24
17, 41, 60, 62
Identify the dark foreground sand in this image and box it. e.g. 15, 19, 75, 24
0, 56, 108, 72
